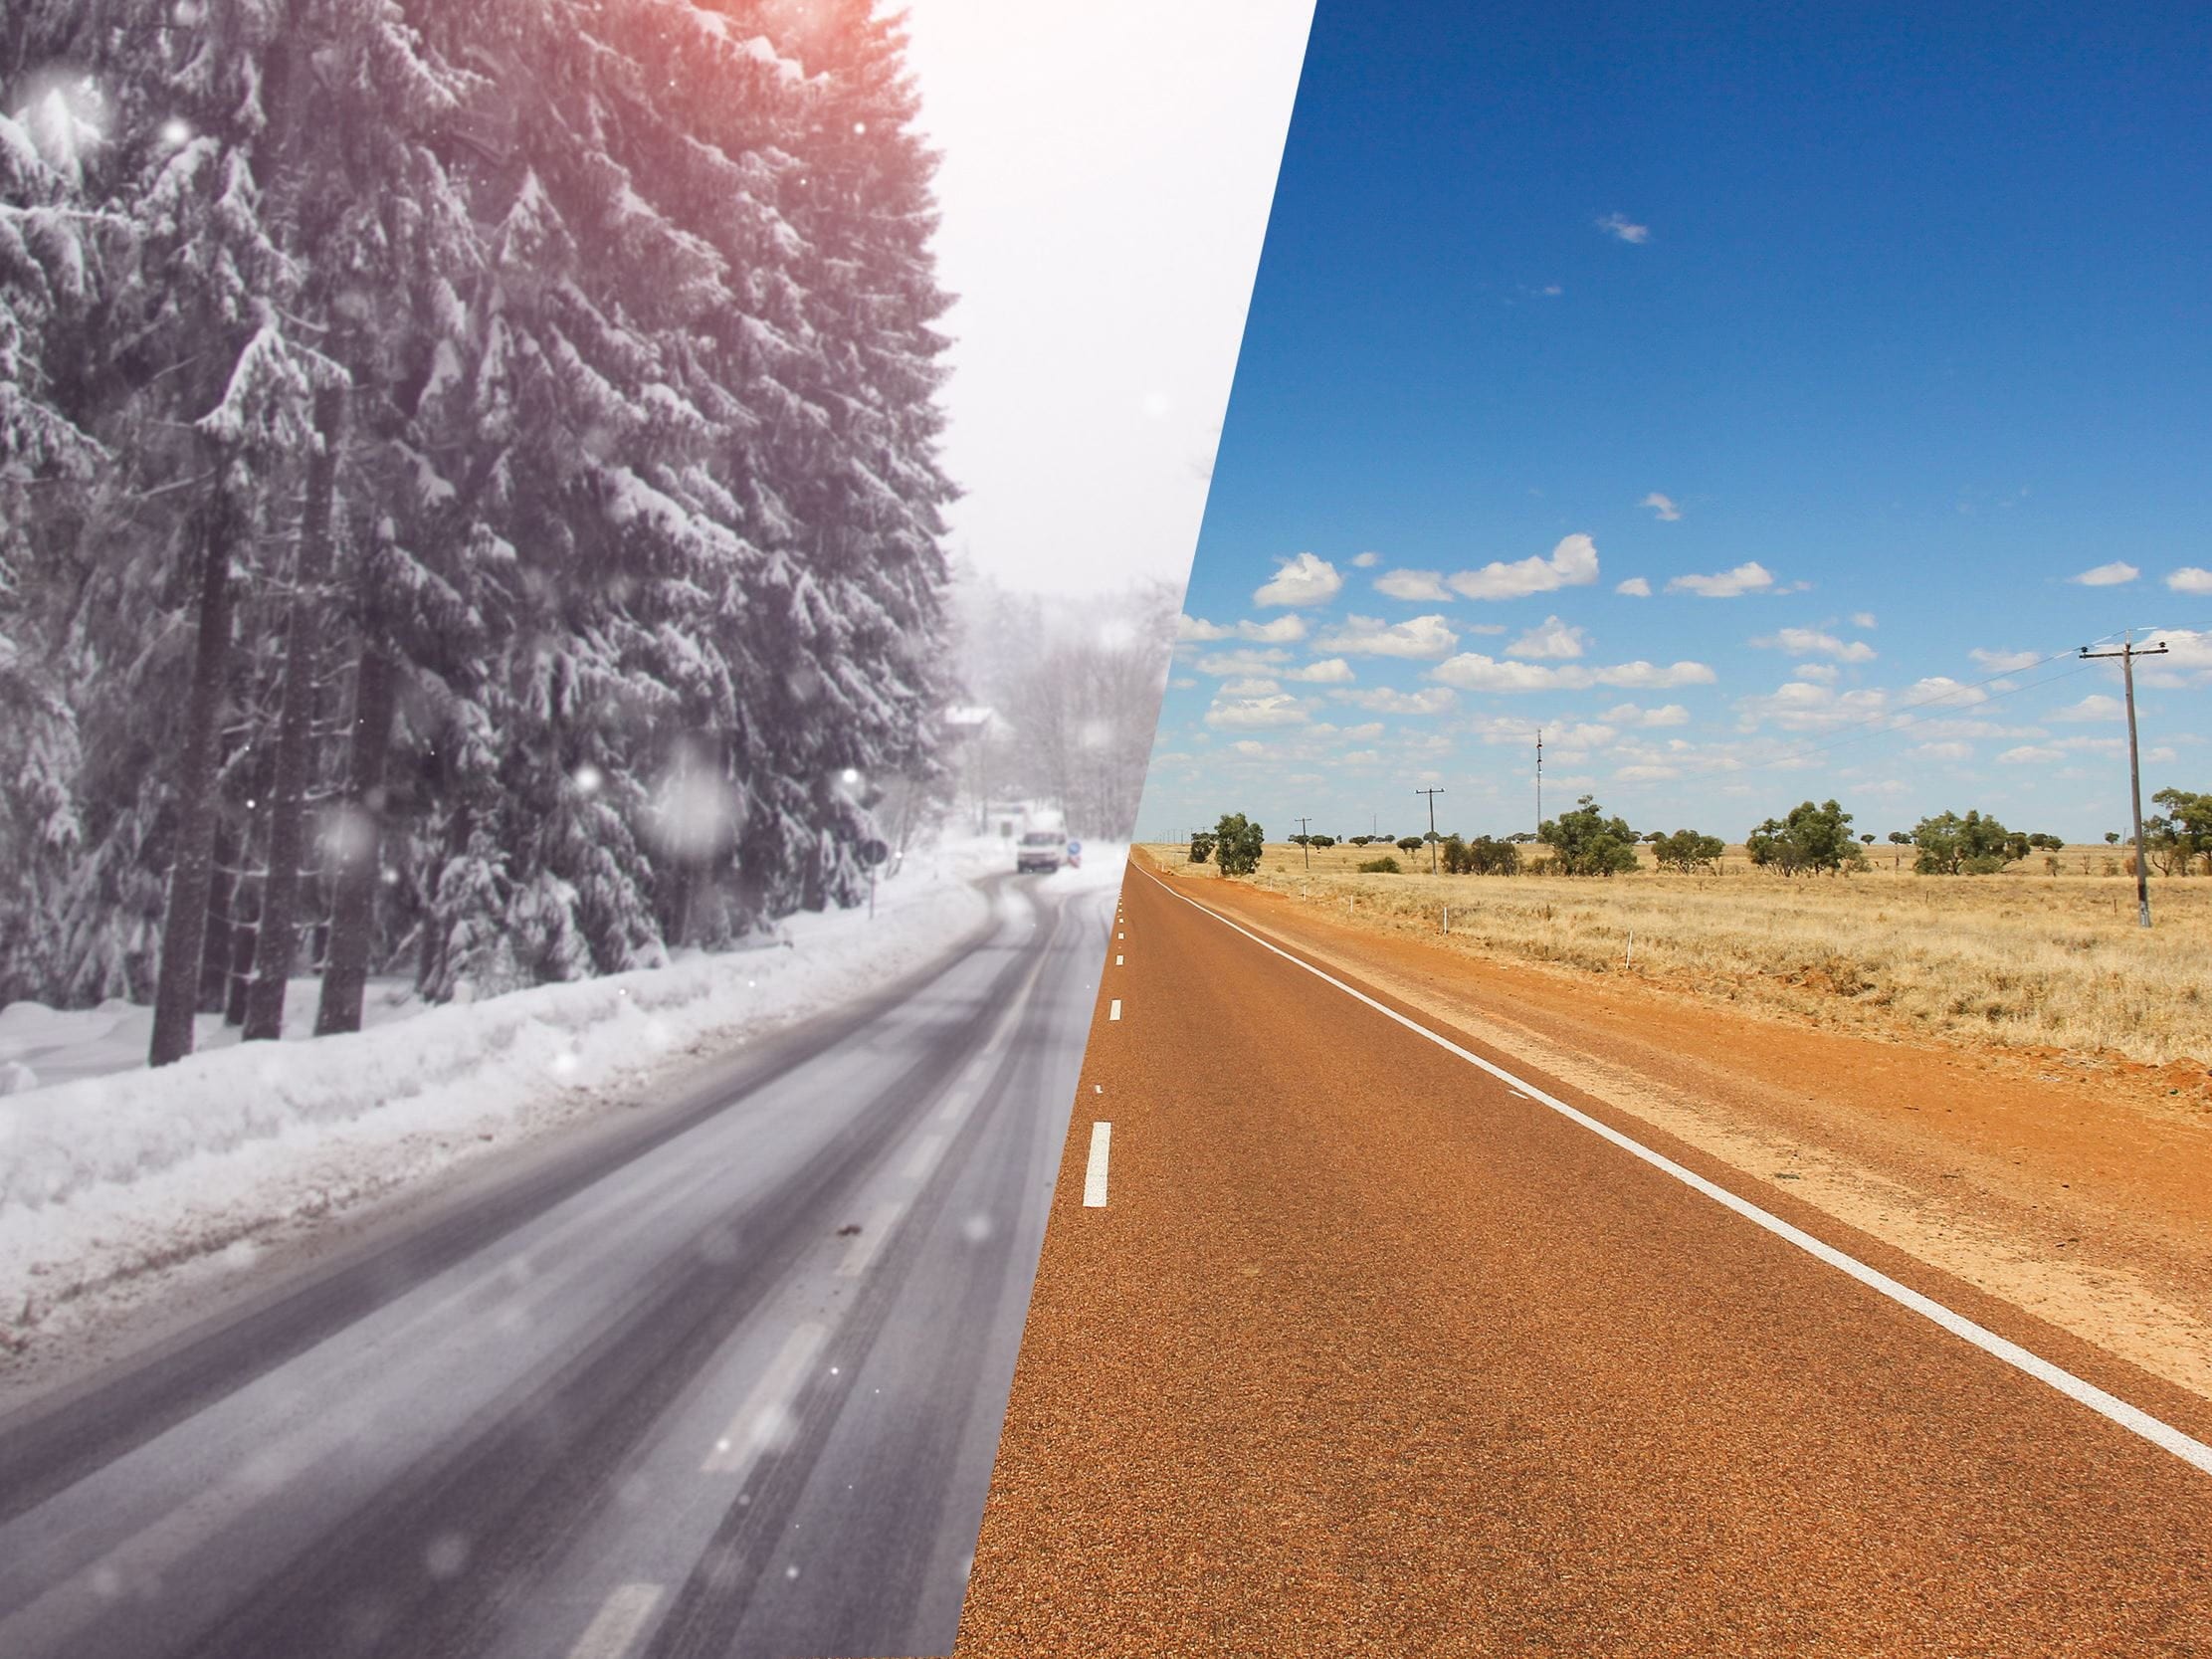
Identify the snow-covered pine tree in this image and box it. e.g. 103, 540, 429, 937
718, 0, 957, 920
0, 84, 108, 1003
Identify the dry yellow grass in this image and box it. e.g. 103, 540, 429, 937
1144, 842, 2212, 1068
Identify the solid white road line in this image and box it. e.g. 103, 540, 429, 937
1133, 864, 2212, 1481
565, 1582, 666, 1659
703, 1322, 827, 1474
1084, 1123, 1111, 1207
1108, 1000, 1121, 1021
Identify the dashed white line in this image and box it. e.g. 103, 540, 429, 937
703, 1323, 826, 1474
836, 1201, 904, 1278
565, 1582, 666, 1659
902, 1131, 945, 1181
1115, 954, 1123, 965
1084, 1123, 1111, 1207
1108, 999, 1121, 1021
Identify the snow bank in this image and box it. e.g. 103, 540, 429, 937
0, 833, 1068, 1331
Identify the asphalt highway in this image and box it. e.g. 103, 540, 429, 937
0, 872, 1110, 1659
957, 862, 2212, 1657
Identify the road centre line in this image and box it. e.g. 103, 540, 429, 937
702, 1322, 827, 1474
837, 1200, 905, 1278
1132, 865, 2212, 1480
565, 1582, 666, 1659
1108, 1000, 1121, 1021
902, 1132, 945, 1182
1084, 1123, 1111, 1207
1115, 954, 1123, 965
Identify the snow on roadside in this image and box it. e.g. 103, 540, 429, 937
0, 833, 1095, 1345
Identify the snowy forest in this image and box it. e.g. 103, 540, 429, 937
948, 567, 1177, 840
0, 0, 959, 1064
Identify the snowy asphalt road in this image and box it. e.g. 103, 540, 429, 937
0, 872, 1110, 1659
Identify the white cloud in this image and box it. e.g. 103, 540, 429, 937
1350, 550, 1381, 568
1734, 681, 1890, 732
1639, 492, 1681, 521
1313, 613, 1460, 659
1193, 647, 1290, 677
1505, 615, 1589, 660
1429, 654, 1714, 694
1850, 611, 1877, 629
1968, 647, 2042, 674
1254, 550, 1342, 607
1596, 660, 1718, 689
2052, 694, 2124, 723
1614, 576, 1652, 597
1909, 740, 1973, 761
1204, 692, 1308, 729
1598, 702, 1691, 727
1755, 626, 1877, 663
1615, 764, 1680, 781
1373, 568, 1451, 602
1179, 614, 1308, 644
1331, 686, 1458, 716
1997, 744, 2066, 764
2167, 566, 2212, 594
1793, 663, 1841, 685
1903, 676, 1989, 708
2069, 560, 2138, 586
1284, 657, 1355, 684
1668, 560, 1774, 598
1447, 533, 1600, 601
1220, 677, 1280, 696
1429, 655, 1564, 694
1597, 212, 1650, 244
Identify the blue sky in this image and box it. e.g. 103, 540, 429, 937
1140, 1, 2211, 846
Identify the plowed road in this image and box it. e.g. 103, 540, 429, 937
0, 874, 1109, 1659
958, 864, 2212, 1657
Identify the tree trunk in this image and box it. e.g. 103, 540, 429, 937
314, 636, 396, 1035
244, 384, 347, 1041
149, 476, 242, 1067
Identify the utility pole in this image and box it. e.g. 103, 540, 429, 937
2080, 630, 2167, 929
1414, 786, 1444, 876
1534, 727, 1543, 841
1296, 815, 1311, 870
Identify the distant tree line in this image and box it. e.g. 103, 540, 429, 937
1182, 785, 2207, 883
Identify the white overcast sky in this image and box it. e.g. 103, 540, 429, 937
899, 1, 1315, 597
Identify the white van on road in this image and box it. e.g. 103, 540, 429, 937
1015, 831, 1066, 874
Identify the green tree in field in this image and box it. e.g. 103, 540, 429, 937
1310, 834, 1336, 849
1358, 855, 1402, 874
1653, 829, 1726, 873
1438, 833, 1471, 872
1212, 813, 1265, 877
1471, 835, 1521, 875
1911, 809, 2013, 875
1395, 835, 1424, 855
1188, 832, 1215, 865
1541, 796, 1640, 877
1746, 800, 1866, 876
2147, 788, 2212, 875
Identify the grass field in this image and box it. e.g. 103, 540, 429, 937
1142, 841, 2212, 1068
